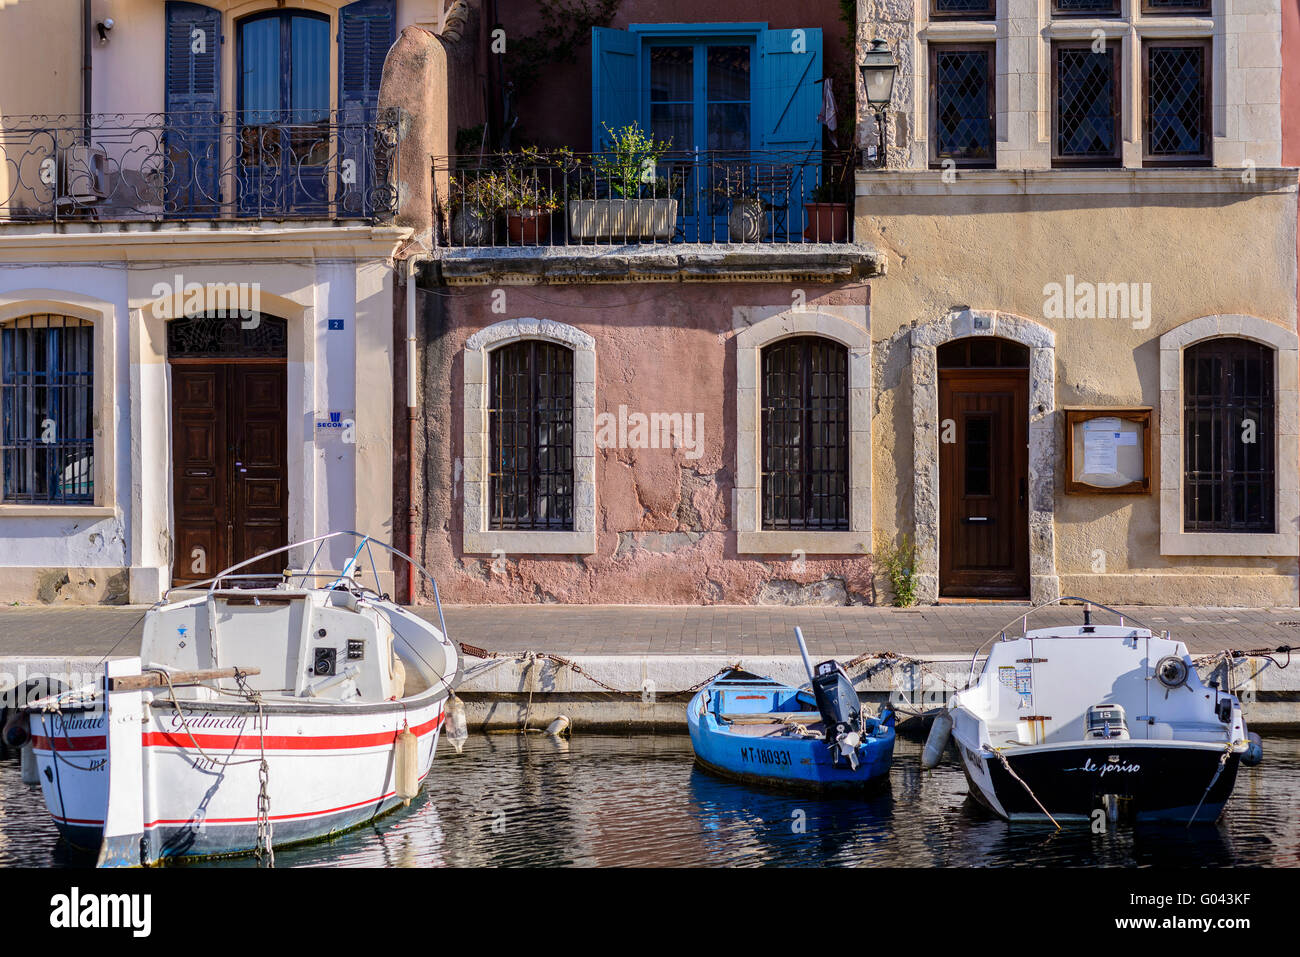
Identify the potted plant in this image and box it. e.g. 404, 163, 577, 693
450, 170, 507, 246
712, 166, 770, 243
804, 176, 850, 243
569, 124, 677, 241
501, 147, 571, 245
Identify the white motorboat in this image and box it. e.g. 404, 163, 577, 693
933, 599, 1256, 825
23, 532, 463, 866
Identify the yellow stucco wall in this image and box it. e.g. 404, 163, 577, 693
860, 170, 1300, 605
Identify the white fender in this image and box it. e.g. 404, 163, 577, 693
922, 710, 953, 770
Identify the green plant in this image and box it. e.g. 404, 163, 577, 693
877, 534, 919, 607
594, 123, 671, 198
809, 176, 850, 204
454, 170, 509, 214
499, 146, 575, 211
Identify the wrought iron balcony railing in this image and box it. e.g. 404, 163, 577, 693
0, 111, 398, 223
433, 149, 855, 247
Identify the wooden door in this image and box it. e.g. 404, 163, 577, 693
171, 362, 287, 584
939, 369, 1029, 597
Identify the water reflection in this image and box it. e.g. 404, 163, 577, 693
0, 733, 1295, 868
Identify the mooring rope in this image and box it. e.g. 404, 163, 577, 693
1186, 741, 1235, 828
457, 642, 954, 700
990, 747, 1061, 831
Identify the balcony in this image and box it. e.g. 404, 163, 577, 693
433, 149, 856, 249
0, 111, 399, 224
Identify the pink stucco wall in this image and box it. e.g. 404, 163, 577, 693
416, 281, 874, 605
489, 0, 855, 151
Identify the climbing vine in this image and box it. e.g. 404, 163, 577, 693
504, 0, 622, 96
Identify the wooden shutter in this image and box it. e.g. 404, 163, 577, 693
165, 1, 223, 216
338, 0, 396, 216
590, 27, 640, 152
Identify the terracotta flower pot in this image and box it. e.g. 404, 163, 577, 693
804, 202, 849, 243
506, 207, 553, 245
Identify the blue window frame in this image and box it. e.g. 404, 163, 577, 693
646, 39, 754, 154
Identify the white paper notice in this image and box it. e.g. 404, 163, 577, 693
1083, 419, 1119, 475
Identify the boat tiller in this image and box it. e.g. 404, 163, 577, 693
811, 659, 863, 771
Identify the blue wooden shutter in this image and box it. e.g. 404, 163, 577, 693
165, 1, 223, 216
591, 27, 639, 152
755, 27, 822, 156
338, 0, 396, 216
756, 28, 822, 240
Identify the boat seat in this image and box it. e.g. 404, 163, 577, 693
719, 711, 820, 725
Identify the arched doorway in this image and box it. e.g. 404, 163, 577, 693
168, 313, 288, 584
937, 336, 1030, 598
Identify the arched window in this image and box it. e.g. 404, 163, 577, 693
1184, 337, 1274, 533
760, 336, 849, 530
489, 340, 574, 530
1, 315, 94, 503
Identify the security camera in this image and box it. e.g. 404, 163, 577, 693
96, 19, 114, 43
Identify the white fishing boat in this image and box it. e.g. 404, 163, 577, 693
23, 532, 463, 866
928, 599, 1260, 826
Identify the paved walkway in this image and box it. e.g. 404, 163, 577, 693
0, 602, 1295, 659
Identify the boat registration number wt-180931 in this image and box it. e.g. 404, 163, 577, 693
738, 746, 792, 766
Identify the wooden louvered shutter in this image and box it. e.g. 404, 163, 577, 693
338, 0, 395, 216
165, 1, 223, 217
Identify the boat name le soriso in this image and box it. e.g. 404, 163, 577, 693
1067, 756, 1141, 777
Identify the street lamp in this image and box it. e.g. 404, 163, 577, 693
859, 39, 897, 169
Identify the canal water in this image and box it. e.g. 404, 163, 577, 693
2, 733, 1297, 867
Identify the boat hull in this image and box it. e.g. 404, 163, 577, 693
30, 697, 445, 863
687, 688, 894, 792
955, 739, 1241, 824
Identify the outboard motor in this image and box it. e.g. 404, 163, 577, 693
811, 659, 863, 770
1084, 703, 1130, 741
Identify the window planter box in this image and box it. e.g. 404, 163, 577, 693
803, 202, 849, 243
567, 197, 678, 241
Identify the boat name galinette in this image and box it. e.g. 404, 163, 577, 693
1067, 757, 1140, 777
54, 715, 105, 731
165, 710, 253, 731
49, 887, 151, 938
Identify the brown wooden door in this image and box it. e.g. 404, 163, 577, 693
939, 369, 1029, 597
171, 362, 287, 584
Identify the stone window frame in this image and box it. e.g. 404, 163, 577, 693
0, 295, 117, 518
911, 309, 1059, 605
1159, 314, 1299, 557
462, 318, 596, 555
904, 0, 1246, 171
735, 309, 871, 556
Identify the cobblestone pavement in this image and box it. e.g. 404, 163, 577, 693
0, 601, 1296, 659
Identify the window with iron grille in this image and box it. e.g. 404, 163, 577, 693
930, 45, 995, 168
761, 337, 849, 530
1052, 0, 1119, 14
1, 315, 94, 504
1052, 42, 1120, 166
489, 340, 574, 531
1184, 338, 1274, 533
930, 0, 995, 19
1142, 0, 1209, 13
1144, 41, 1210, 165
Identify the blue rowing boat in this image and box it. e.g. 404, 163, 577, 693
687, 629, 895, 791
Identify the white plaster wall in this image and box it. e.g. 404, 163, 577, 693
0, 224, 406, 602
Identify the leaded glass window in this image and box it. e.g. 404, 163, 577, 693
930, 45, 995, 168
1053, 43, 1120, 166
1144, 41, 1210, 164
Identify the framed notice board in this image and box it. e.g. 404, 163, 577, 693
1064, 408, 1152, 495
